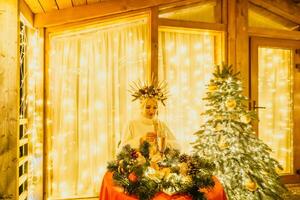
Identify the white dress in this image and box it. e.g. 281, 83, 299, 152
119, 116, 180, 150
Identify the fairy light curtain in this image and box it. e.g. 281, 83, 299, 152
26, 26, 44, 200
258, 47, 293, 174
158, 28, 222, 153
47, 17, 148, 198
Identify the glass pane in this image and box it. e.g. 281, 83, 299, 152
249, 3, 298, 30
158, 27, 223, 153
159, 1, 217, 23
258, 47, 293, 174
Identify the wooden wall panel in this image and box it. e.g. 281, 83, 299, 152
0, 0, 19, 199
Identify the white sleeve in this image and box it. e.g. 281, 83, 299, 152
119, 121, 140, 150
160, 121, 181, 150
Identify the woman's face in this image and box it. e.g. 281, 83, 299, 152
142, 98, 158, 119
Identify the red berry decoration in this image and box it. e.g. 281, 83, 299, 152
128, 172, 138, 182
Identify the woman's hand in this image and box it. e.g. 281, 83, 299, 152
140, 132, 157, 144
145, 132, 157, 143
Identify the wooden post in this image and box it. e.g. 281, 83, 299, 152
236, 0, 249, 96
227, 0, 236, 69
149, 7, 158, 83
0, 0, 19, 199
227, 0, 249, 96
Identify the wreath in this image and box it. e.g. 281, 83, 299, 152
107, 142, 216, 200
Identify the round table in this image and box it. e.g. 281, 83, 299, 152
99, 172, 227, 200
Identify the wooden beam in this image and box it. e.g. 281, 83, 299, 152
34, 0, 185, 27
235, 0, 249, 96
248, 27, 300, 40
20, 0, 34, 25
227, 0, 236, 68
227, 0, 249, 96
159, 0, 215, 14
250, 0, 300, 24
150, 7, 159, 83
215, 0, 222, 23
221, 0, 227, 24
158, 18, 225, 31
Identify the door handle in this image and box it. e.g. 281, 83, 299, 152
252, 100, 266, 110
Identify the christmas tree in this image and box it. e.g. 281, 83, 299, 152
193, 64, 288, 200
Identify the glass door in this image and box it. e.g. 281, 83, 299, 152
250, 37, 300, 183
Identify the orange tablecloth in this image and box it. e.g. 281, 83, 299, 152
99, 172, 227, 200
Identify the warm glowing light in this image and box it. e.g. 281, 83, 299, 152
258, 47, 293, 174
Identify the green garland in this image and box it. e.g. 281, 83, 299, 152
107, 142, 215, 200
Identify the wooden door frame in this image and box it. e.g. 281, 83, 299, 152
250, 36, 300, 184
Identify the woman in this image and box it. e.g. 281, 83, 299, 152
119, 82, 179, 153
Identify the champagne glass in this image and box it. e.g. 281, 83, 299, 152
157, 136, 166, 154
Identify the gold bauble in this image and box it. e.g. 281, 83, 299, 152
218, 141, 229, 149
245, 179, 257, 191
240, 114, 251, 124
225, 99, 237, 110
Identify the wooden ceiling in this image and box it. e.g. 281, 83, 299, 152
24, 0, 300, 14
24, 0, 103, 13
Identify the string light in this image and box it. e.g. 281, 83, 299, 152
258, 47, 293, 174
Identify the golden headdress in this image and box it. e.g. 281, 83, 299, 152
129, 80, 168, 106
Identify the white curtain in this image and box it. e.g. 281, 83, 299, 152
158, 28, 222, 153
48, 17, 149, 198
258, 47, 293, 174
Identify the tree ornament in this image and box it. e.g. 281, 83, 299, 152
240, 114, 251, 124
128, 172, 138, 182
218, 141, 229, 150
225, 99, 237, 110
245, 179, 257, 191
